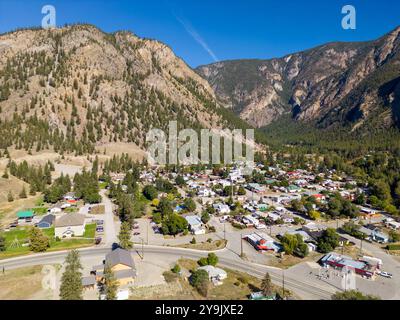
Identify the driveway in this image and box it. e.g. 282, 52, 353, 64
100, 190, 119, 245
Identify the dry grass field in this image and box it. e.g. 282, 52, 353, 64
0, 266, 45, 300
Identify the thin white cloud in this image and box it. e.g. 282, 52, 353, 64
175, 15, 219, 62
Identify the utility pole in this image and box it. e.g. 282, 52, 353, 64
230, 176, 234, 199
147, 221, 149, 245
141, 238, 144, 260
223, 223, 226, 241
240, 233, 243, 257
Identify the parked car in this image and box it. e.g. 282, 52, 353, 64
96, 220, 104, 225
379, 271, 393, 279
133, 232, 141, 236
95, 237, 102, 245
96, 227, 104, 233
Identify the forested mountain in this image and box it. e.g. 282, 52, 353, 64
0, 24, 252, 156
197, 27, 400, 133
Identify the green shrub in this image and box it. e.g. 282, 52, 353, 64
387, 244, 400, 251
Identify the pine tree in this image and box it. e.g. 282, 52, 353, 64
7, 191, 14, 202
29, 185, 36, 196
103, 264, 118, 300
19, 186, 27, 199
118, 222, 133, 249
261, 272, 273, 298
60, 250, 83, 300
28, 227, 49, 252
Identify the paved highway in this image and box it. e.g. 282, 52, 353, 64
0, 245, 335, 300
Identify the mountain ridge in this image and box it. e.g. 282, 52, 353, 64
0, 24, 254, 156
196, 26, 400, 132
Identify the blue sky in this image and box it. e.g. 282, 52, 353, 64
0, 0, 399, 67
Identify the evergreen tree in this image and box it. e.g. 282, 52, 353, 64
60, 250, 83, 300
19, 186, 27, 199
28, 227, 49, 252
7, 191, 14, 202
118, 222, 133, 249
261, 272, 273, 297
103, 264, 118, 300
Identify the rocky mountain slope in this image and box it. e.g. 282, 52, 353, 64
0, 24, 248, 155
197, 27, 400, 131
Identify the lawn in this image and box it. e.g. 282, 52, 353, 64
83, 223, 96, 238
33, 207, 49, 216
0, 224, 96, 260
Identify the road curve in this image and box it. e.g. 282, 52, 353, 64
0, 245, 334, 300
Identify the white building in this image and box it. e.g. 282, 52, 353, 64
198, 265, 227, 285
185, 215, 206, 235
55, 213, 86, 238
213, 203, 231, 215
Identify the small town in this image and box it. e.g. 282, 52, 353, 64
1, 152, 399, 301
0, 1, 399, 314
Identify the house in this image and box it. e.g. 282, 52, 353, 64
311, 194, 326, 202
287, 185, 301, 193
198, 188, 215, 198
17, 210, 34, 222
359, 227, 389, 244
281, 214, 294, 224
302, 222, 326, 234
266, 212, 281, 222
55, 213, 86, 238
247, 183, 265, 194
93, 248, 137, 287
386, 220, 400, 230
359, 207, 379, 216
81, 275, 96, 290
280, 230, 312, 242
213, 203, 231, 215
307, 243, 318, 252
198, 265, 227, 285
36, 214, 55, 229
244, 233, 281, 253
257, 204, 268, 212
185, 215, 206, 235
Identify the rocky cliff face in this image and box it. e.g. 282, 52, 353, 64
0, 25, 236, 153
197, 27, 400, 131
